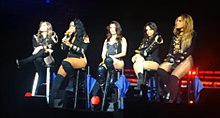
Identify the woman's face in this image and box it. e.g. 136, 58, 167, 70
69, 21, 76, 33
39, 22, 48, 32
145, 25, 154, 37
109, 23, 117, 35
175, 16, 185, 29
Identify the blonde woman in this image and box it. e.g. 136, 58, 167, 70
158, 14, 197, 103
16, 21, 58, 94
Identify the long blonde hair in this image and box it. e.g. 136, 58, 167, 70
173, 14, 194, 52
36, 21, 54, 43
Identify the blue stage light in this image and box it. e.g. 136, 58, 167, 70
45, 0, 51, 4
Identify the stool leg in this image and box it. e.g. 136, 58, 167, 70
152, 78, 157, 101
74, 70, 80, 109
117, 71, 121, 110
87, 66, 90, 109
101, 72, 110, 111
32, 72, 39, 96
154, 73, 160, 102
147, 78, 151, 101
46, 67, 50, 104
147, 71, 159, 102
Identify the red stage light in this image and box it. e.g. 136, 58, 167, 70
24, 92, 32, 97
189, 100, 194, 104
192, 71, 196, 75
188, 70, 197, 75
188, 71, 192, 75
91, 96, 100, 105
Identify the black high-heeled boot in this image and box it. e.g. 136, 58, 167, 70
157, 68, 173, 102
168, 75, 179, 103
104, 57, 116, 85
56, 61, 76, 93
134, 72, 144, 91
16, 50, 47, 68
49, 74, 64, 107
157, 68, 170, 86
65, 70, 76, 92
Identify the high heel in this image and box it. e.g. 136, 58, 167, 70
134, 73, 144, 91
16, 59, 20, 68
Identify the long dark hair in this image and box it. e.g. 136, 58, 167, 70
36, 21, 54, 43
143, 21, 158, 41
74, 18, 87, 42
106, 20, 123, 42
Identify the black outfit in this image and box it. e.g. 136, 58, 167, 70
62, 35, 88, 58
17, 34, 57, 94
91, 41, 123, 111
134, 34, 163, 91
166, 32, 197, 67
138, 34, 163, 64
18, 34, 57, 66
158, 31, 197, 103
49, 34, 89, 106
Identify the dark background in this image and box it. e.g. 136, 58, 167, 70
1, 0, 220, 113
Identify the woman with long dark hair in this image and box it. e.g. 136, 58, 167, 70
49, 18, 89, 106
132, 22, 163, 91
91, 20, 127, 110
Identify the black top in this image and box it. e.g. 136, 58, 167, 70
31, 33, 58, 66
106, 41, 122, 56
138, 34, 163, 63
32, 37, 56, 48
167, 31, 197, 66
32, 33, 57, 54
62, 34, 89, 58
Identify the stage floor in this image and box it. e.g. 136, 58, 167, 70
4, 91, 219, 118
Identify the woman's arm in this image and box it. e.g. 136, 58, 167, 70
64, 35, 89, 54
32, 35, 44, 55
101, 39, 108, 62
139, 35, 163, 57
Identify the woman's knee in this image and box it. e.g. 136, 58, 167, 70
67, 58, 86, 69
61, 61, 75, 75
114, 61, 124, 70
104, 57, 115, 70
97, 65, 107, 78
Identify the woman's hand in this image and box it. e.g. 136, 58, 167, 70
65, 29, 73, 36
62, 39, 72, 47
132, 54, 142, 63
131, 54, 137, 63
109, 55, 116, 60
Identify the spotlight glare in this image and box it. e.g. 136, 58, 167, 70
45, 0, 51, 4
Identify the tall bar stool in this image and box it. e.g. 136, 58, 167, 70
144, 69, 159, 102
69, 67, 88, 110
31, 65, 52, 104
101, 67, 125, 111
116, 68, 126, 110
52, 66, 89, 109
